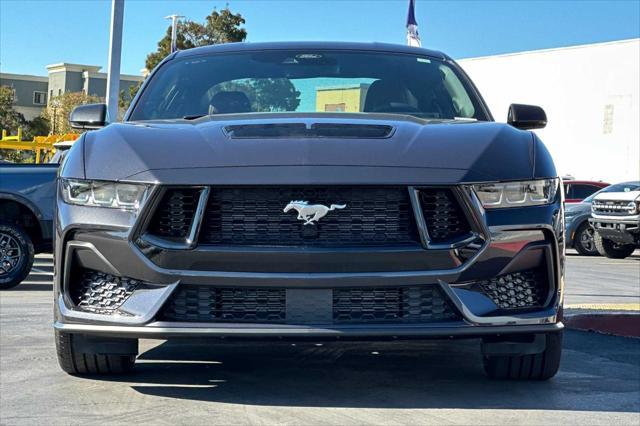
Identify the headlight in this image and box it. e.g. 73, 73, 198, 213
473, 179, 558, 209
61, 179, 149, 211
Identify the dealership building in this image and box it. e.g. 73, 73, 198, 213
458, 38, 639, 184
0, 63, 143, 121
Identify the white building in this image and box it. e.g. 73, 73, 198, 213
458, 38, 639, 184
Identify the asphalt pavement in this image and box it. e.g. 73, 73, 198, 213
564, 251, 640, 307
0, 252, 639, 425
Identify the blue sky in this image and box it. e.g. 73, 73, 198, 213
1, 0, 639, 76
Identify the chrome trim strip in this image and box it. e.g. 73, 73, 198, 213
57, 281, 178, 325
409, 185, 489, 250
186, 186, 210, 248
436, 280, 558, 326
408, 186, 430, 248
60, 240, 179, 325
136, 186, 209, 250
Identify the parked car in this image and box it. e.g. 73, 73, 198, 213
565, 188, 608, 255
563, 180, 609, 204
0, 143, 72, 289
590, 181, 640, 259
54, 42, 564, 380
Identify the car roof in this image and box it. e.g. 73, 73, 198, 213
563, 180, 609, 186
174, 41, 449, 61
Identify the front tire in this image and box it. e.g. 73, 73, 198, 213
483, 332, 562, 380
0, 222, 34, 290
55, 330, 137, 375
574, 222, 599, 256
594, 232, 636, 259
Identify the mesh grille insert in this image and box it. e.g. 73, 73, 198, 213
147, 188, 200, 239
70, 270, 140, 314
419, 188, 472, 243
159, 285, 460, 324
476, 269, 548, 310
199, 187, 420, 247
160, 286, 287, 323
333, 286, 460, 323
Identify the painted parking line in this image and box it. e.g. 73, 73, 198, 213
565, 303, 640, 311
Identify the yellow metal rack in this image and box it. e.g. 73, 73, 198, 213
0, 128, 80, 163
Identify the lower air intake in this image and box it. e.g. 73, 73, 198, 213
159, 285, 460, 324
70, 270, 139, 314
477, 269, 548, 310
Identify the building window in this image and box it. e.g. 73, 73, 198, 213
33, 91, 47, 105
602, 104, 614, 134
324, 103, 346, 112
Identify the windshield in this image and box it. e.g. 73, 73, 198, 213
129, 50, 488, 121
599, 182, 640, 195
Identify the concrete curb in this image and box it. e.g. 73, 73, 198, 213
564, 305, 640, 338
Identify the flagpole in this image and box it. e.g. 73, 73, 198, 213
406, 0, 421, 47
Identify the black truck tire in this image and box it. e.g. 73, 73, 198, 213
483, 332, 562, 380
594, 232, 636, 259
0, 222, 35, 290
55, 330, 137, 375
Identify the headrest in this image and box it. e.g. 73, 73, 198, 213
363, 80, 409, 112
209, 91, 252, 114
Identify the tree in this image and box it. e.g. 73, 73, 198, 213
145, 7, 247, 72
119, 82, 142, 118
215, 79, 300, 113
22, 116, 50, 140
42, 92, 101, 134
0, 86, 25, 134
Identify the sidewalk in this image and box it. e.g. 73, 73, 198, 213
564, 303, 640, 338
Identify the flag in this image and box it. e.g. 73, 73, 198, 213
406, 0, 421, 47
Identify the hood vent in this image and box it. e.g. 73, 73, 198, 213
224, 123, 394, 139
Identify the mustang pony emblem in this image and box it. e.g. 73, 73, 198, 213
283, 201, 346, 225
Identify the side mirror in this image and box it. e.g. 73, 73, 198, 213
69, 103, 107, 129
507, 104, 547, 130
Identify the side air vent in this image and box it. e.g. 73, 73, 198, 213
146, 188, 201, 240
419, 188, 472, 244
224, 123, 394, 139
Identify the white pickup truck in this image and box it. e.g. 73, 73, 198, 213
590, 181, 640, 259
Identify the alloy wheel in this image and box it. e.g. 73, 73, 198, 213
579, 226, 597, 254
0, 232, 22, 276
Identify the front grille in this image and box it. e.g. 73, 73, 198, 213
333, 286, 459, 323
418, 188, 472, 243
160, 286, 287, 323
199, 187, 420, 247
158, 285, 461, 324
592, 200, 636, 216
476, 269, 547, 310
147, 188, 200, 239
70, 270, 139, 314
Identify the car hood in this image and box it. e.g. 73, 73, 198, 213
594, 191, 640, 202
565, 202, 591, 215
82, 114, 539, 184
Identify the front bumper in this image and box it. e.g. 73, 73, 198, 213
590, 217, 640, 245
54, 185, 565, 340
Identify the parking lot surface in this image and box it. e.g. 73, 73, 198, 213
1, 253, 639, 425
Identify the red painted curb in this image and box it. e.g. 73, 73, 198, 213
565, 314, 640, 338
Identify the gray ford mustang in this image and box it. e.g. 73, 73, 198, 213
55, 42, 564, 380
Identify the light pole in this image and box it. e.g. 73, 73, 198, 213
105, 0, 125, 122
165, 14, 184, 53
